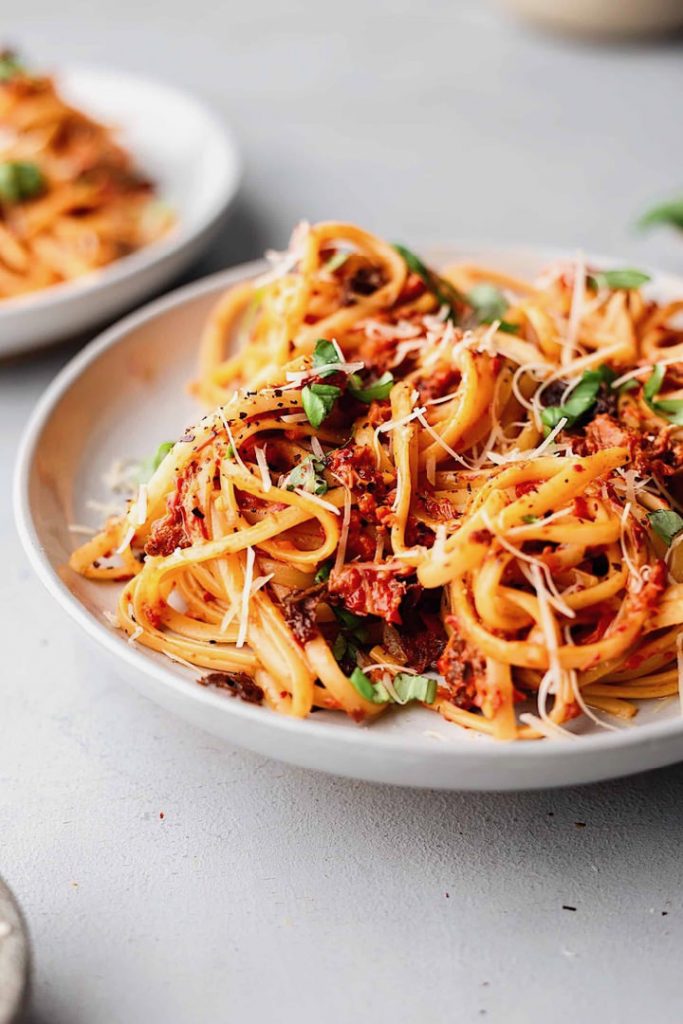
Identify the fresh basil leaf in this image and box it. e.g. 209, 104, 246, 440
321, 251, 349, 273
135, 440, 174, 483
334, 606, 365, 630
648, 509, 683, 547
639, 199, 683, 232
349, 667, 378, 702
314, 560, 332, 584
496, 320, 520, 335
333, 606, 368, 643
467, 283, 508, 323
301, 382, 341, 428
281, 454, 328, 495
588, 269, 650, 291
225, 443, 235, 459
312, 338, 340, 369
0, 160, 44, 204
0, 51, 23, 81
522, 514, 539, 524
540, 365, 615, 434
393, 243, 465, 320
619, 379, 639, 395
152, 441, 174, 471
348, 667, 437, 705
332, 634, 348, 661
392, 672, 437, 705
643, 364, 683, 426
349, 370, 394, 403
643, 363, 665, 405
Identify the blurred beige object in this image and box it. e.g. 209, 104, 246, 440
499, 0, 683, 37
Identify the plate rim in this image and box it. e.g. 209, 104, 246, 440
13, 247, 683, 775
0, 63, 242, 318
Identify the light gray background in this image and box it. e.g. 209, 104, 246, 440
3, 3, 683, 1022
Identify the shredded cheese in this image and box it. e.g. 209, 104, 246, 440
236, 546, 255, 648
254, 446, 272, 492
293, 489, 340, 515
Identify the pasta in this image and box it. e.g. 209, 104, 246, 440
71, 220, 683, 739
0, 50, 172, 299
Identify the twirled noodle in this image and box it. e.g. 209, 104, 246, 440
70, 221, 683, 739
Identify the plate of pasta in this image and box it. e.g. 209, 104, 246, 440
0, 50, 240, 355
15, 221, 683, 789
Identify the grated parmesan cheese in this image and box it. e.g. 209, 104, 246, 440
254, 446, 272, 492
236, 546, 255, 648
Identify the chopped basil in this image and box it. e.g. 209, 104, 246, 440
135, 440, 174, 482
541, 365, 615, 435
348, 667, 437, 705
647, 509, 683, 547
321, 251, 349, 273
333, 634, 349, 662
152, 441, 174, 471
393, 243, 465, 320
643, 364, 683, 426
225, 443, 235, 459
314, 560, 332, 584
466, 283, 520, 334
639, 198, 683, 233
0, 160, 44, 204
281, 454, 328, 495
349, 667, 378, 702
301, 382, 341, 428
333, 606, 365, 630
333, 606, 368, 644
587, 269, 650, 291
0, 51, 23, 81
467, 283, 507, 322
496, 320, 520, 335
619, 378, 640, 395
348, 370, 394, 403
521, 514, 539, 524
312, 338, 340, 369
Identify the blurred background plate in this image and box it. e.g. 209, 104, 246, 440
0, 65, 241, 358
14, 245, 683, 791
0, 878, 29, 1024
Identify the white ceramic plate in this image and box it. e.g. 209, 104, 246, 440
14, 246, 683, 790
0, 66, 240, 357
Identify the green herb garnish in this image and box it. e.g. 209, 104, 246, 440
647, 509, 683, 547
0, 161, 45, 204
348, 370, 394, 403
321, 251, 349, 273
393, 243, 465, 320
521, 514, 539, 524
314, 560, 332, 584
466, 282, 519, 334
643, 364, 683, 426
638, 198, 683, 233
135, 440, 174, 482
467, 283, 507, 322
0, 51, 23, 82
333, 606, 368, 644
301, 382, 341, 429
312, 338, 341, 376
540, 365, 615, 435
348, 667, 437, 705
282, 454, 328, 495
587, 269, 650, 291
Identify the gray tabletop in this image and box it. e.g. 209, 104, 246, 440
3, 3, 683, 1022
